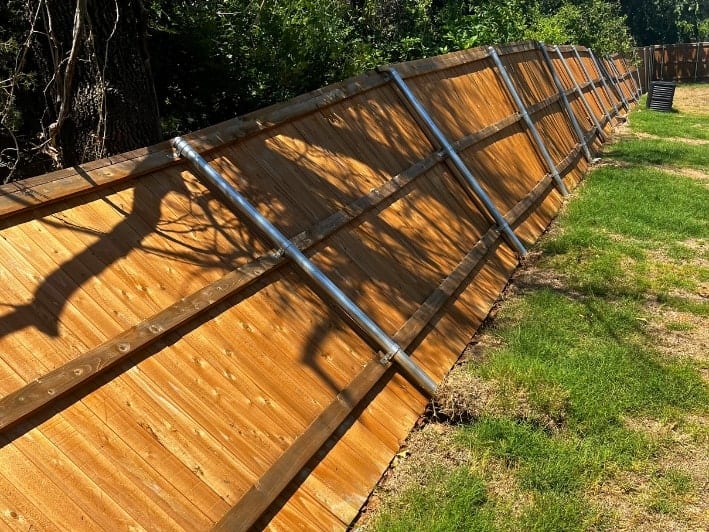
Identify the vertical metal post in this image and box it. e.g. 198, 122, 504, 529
538, 43, 592, 162
589, 50, 620, 120
172, 136, 439, 395
571, 47, 613, 127
487, 46, 569, 197
554, 46, 606, 142
650, 46, 655, 86
606, 55, 630, 109
383, 67, 528, 257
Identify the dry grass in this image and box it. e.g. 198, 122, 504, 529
589, 414, 709, 531
672, 84, 709, 116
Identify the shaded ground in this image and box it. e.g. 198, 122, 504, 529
353, 85, 709, 531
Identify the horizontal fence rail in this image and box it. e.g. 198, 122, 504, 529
0, 40, 635, 531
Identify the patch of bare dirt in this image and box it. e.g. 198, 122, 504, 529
354, 423, 531, 530
656, 165, 709, 184
644, 302, 709, 382
589, 415, 709, 531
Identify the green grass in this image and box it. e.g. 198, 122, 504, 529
646, 469, 693, 515
540, 166, 709, 300
373, 468, 497, 532
604, 138, 709, 170
630, 101, 709, 141
476, 292, 706, 431
368, 90, 708, 531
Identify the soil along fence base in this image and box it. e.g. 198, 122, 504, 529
0, 41, 634, 530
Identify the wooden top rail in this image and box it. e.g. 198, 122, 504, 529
0, 41, 592, 224
495, 41, 539, 55
0, 72, 390, 223
382, 47, 490, 79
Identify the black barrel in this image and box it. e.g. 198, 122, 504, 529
647, 81, 676, 112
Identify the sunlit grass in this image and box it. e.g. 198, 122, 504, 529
631, 100, 709, 140
604, 138, 709, 170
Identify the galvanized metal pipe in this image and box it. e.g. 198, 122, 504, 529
383, 67, 528, 257
631, 56, 643, 97
537, 43, 592, 162
616, 55, 639, 102
605, 55, 630, 110
623, 56, 642, 100
589, 50, 621, 119
488, 46, 569, 197
554, 46, 606, 142
172, 136, 438, 395
571, 47, 613, 126
611, 56, 633, 102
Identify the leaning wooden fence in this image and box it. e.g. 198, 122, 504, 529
637, 42, 709, 91
0, 41, 637, 530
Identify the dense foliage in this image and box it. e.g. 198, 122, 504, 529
1, 0, 707, 181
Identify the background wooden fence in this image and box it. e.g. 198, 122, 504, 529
637, 42, 709, 91
0, 42, 636, 530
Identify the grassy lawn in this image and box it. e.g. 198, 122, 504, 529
357, 86, 708, 531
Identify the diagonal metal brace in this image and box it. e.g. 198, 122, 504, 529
173, 136, 438, 396
383, 66, 528, 258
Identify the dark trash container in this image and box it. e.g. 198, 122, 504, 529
647, 81, 676, 112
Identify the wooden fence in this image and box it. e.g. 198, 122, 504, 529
0, 42, 637, 530
637, 42, 709, 91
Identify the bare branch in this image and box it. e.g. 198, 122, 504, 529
50, 0, 87, 155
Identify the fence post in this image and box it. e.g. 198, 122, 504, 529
571, 46, 614, 127
487, 46, 569, 197
631, 57, 643, 98
554, 46, 606, 142
650, 46, 655, 85
642, 47, 649, 92
383, 67, 528, 257
538, 43, 592, 162
696, 43, 701, 82
589, 50, 621, 121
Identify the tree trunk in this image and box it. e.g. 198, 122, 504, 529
36, 0, 161, 167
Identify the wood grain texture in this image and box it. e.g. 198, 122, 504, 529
0, 140, 444, 433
